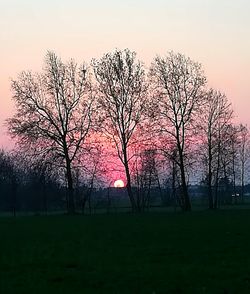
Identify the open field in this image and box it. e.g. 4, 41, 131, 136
1, 210, 250, 293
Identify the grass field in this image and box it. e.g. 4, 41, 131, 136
1, 210, 250, 293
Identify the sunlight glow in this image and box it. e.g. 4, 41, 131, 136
114, 179, 125, 188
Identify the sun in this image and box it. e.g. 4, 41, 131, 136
114, 179, 125, 188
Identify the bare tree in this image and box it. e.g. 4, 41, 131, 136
226, 124, 242, 203
132, 148, 159, 211
0, 150, 5, 186
8, 51, 94, 214
150, 52, 206, 211
0, 151, 22, 216
200, 89, 233, 209
92, 49, 148, 212
238, 124, 249, 202
75, 144, 106, 214
27, 155, 57, 214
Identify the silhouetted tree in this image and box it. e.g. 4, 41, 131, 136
27, 156, 57, 214
150, 52, 206, 211
92, 49, 148, 212
238, 124, 249, 202
132, 148, 159, 210
74, 145, 106, 214
0, 151, 21, 216
8, 52, 94, 213
226, 124, 241, 202
200, 89, 233, 209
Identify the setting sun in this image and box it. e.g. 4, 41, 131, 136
114, 179, 125, 188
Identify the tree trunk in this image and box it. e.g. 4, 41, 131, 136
124, 163, 138, 212
214, 129, 222, 209
214, 166, 219, 210
123, 149, 138, 212
241, 162, 245, 203
208, 184, 213, 209
208, 141, 214, 209
232, 154, 237, 204
171, 160, 177, 210
65, 156, 75, 214
177, 144, 191, 211
179, 163, 191, 211
214, 149, 220, 209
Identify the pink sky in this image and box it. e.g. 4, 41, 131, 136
1, 0, 250, 148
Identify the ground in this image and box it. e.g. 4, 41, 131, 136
1, 210, 250, 293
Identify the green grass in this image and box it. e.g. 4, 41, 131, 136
1, 210, 250, 293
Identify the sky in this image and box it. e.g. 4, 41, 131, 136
1, 0, 250, 148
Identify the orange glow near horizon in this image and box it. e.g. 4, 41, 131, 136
114, 179, 125, 188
